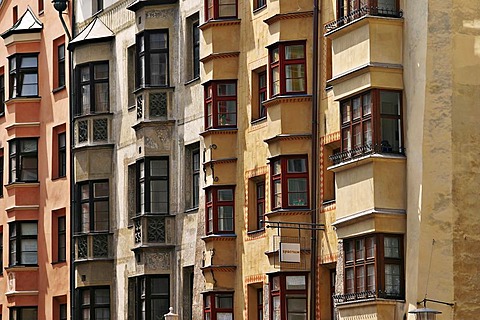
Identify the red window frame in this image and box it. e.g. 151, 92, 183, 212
270, 273, 308, 320
270, 156, 309, 210
257, 288, 263, 320
258, 71, 267, 119
340, 89, 402, 154
205, 0, 238, 21
205, 186, 235, 235
256, 181, 265, 230
344, 234, 404, 299
204, 81, 237, 129
203, 292, 234, 320
269, 42, 307, 97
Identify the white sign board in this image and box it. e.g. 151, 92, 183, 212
280, 243, 301, 263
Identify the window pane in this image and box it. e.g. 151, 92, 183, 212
286, 275, 306, 290
216, 294, 233, 308
95, 288, 110, 303
218, 0, 236, 17
287, 159, 307, 173
345, 240, 353, 262
81, 203, 90, 232
150, 180, 168, 213
150, 53, 168, 86
285, 45, 304, 59
94, 182, 109, 198
272, 66, 280, 95
353, 124, 361, 148
218, 189, 233, 201
352, 97, 361, 119
273, 160, 281, 175
95, 308, 110, 320
272, 296, 280, 320
94, 83, 109, 112
345, 268, 354, 293
217, 101, 236, 126
378, 0, 396, 11
287, 297, 307, 312
150, 32, 168, 50
94, 64, 108, 80
151, 160, 168, 176
217, 313, 233, 320
287, 178, 307, 206
21, 57, 37, 68
341, 102, 351, 124
380, 118, 400, 151
356, 265, 365, 292
285, 64, 305, 92
366, 236, 375, 258
94, 201, 109, 231
385, 264, 401, 295
20, 139, 37, 152
367, 264, 375, 291
362, 93, 371, 115
356, 238, 364, 260
380, 91, 400, 115
273, 180, 281, 208
22, 223, 37, 235
217, 83, 236, 96
151, 298, 169, 319
81, 84, 91, 113
21, 73, 38, 96
20, 157, 38, 181
384, 236, 400, 258
218, 206, 233, 231
151, 277, 169, 294
363, 120, 372, 147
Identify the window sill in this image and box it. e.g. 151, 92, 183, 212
247, 228, 265, 236
184, 76, 200, 86
253, 5, 267, 14
52, 175, 67, 181
52, 85, 66, 94
5, 96, 41, 105
5, 265, 39, 271
201, 233, 237, 242
251, 116, 267, 125
73, 111, 113, 120
51, 260, 67, 266
5, 182, 40, 190
133, 85, 175, 94
185, 207, 199, 214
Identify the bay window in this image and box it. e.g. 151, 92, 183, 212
76, 180, 109, 233
269, 42, 306, 96
136, 158, 169, 215
77, 287, 110, 320
270, 274, 307, 320
340, 90, 402, 157
133, 275, 170, 320
204, 81, 237, 129
342, 234, 403, 301
205, 186, 235, 234
75, 62, 109, 116
9, 138, 38, 183
136, 30, 169, 88
271, 156, 309, 210
204, 292, 233, 320
205, 0, 237, 21
9, 54, 38, 98
9, 221, 38, 266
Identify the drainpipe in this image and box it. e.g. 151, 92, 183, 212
310, 0, 320, 319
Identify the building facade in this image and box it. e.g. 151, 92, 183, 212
0, 0, 70, 319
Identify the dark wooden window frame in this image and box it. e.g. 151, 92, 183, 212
9, 307, 38, 320
75, 61, 109, 116
135, 275, 170, 320
256, 180, 265, 230
205, 186, 235, 235
9, 54, 39, 98
136, 157, 169, 215
136, 30, 170, 88
269, 273, 308, 320
258, 71, 267, 119
9, 221, 38, 267
203, 292, 234, 320
58, 132, 66, 177
76, 180, 109, 233
204, 0, 238, 21
77, 286, 110, 320
204, 80, 237, 129
192, 150, 200, 208
9, 138, 38, 183
257, 288, 263, 320
192, 19, 200, 79
57, 43, 66, 88
57, 215, 66, 262
0, 72, 5, 115
254, 0, 267, 11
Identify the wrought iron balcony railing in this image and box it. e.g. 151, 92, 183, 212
325, 6, 403, 33
333, 290, 403, 304
74, 232, 112, 261
133, 215, 175, 247
329, 143, 405, 165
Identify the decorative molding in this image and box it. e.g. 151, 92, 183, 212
263, 95, 312, 108
199, 19, 241, 31
200, 52, 240, 64
264, 11, 313, 25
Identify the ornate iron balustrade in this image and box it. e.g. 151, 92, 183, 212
325, 6, 403, 33
132, 215, 175, 247
135, 90, 171, 122
74, 115, 111, 146
74, 233, 112, 260
333, 290, 403, 304
329, 143, 405, 165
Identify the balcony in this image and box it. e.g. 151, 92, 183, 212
74, 233, 112, 261
133, 215, 175, 249
74, 114, 113, 147
333, 291, 404, 320
329, 143, 404, 165
325, 5, 402, 33
333, 290, 403, 304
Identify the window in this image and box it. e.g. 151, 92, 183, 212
257, 288, 263, 320
0, 230, 3, 273
9, 307, 37, 320
77, 287, 110, 320
252, 69, 267, 121
9, 138, 38, 183
13, 6, 18, 24
57, 43, 66, 89
38, 0, 44, 13
127, 45, 136, 108
75, 62, 109, 116
133, 276, 170, 319
254, 0, 266, 11
0, 70, 5, 115
9, 221, 38, 266
203, 292, 233, 320
205, 186, 235, 234
9, 54, 39, 98
136, 30, 169, 88
256, 180, 265, 230
271, 156, 308, 210
343, 0, 397, 14
0, 150, 4, 197
269, 42, 306, 96
76, 181, 109, 233
204, 81, 237, 129
58, 132, 66, 177
343, 234, 403, 299
205, 0, 237, 21
340, 90, 402, 155
187, 13, 200, 80
93, 0, 103, 13
270, 274, 307, 320
136, 158, 169, 215
192, 149, 200, 208
57, 216, 66, 262
59, 304, 67, 320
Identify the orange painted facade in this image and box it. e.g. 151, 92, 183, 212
0, 0, 70, 319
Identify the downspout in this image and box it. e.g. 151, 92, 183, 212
310, 0, 320, 319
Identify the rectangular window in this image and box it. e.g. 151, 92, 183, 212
9, 221, 38, 266
77, 287, 110, 320
9, 307, 37, 320
192, 149, 200, 208
204, 81, 237, 129
270, 274, 307, 320
59, 304, 67, 320
258, 71, 267, 118
134, 275, 170, 319
75, 61, 109, 116
256, 181, 265, 230
271, 156, 308, 210
0, 70, 5, 115
257, 288, 263, 320
0, 150, 4, 197
57, 43, 66, 88
186, 13, 200, 80
205, 0, 237, 21
269, 42, 306, 96
58, 216, 66, 262
58, 132, 66, 177
203, 292, 234, 320
9, 54, 39, 98
136, 30, 169, 88
9, 138, 38, 183
136, 158, 169, 215
343, 234, 404, 300
38, 0, 44, 13
0, 230, 3, 274
76, 180, 109, 233
205, 186, 235, 235
254, 0, 266, 10
340, 90, 402, 157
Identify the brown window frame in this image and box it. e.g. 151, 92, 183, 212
269, 41, 307, 97
9, 54, 39, 99
204, 81, 237, 129
205, 186, 235, 235
136, 30, 169, 88
258, 71, 267, 119
205, 0, 238, 21
343, 234, 404, 299
256, 180, 265, 230
0, 68, 5, 116
76, 180, 109, 233
269, 273, 308, 320
203, 292, 234, 320
270, 156, 309, 210
77, 286, 110, 320
254, 0, 267, 11
75, 61, 109, 116
257, 288, 263, 320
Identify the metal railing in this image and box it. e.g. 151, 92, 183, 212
325, 6, 403, 33
329, 143, 405, 165
333, 290, 403, 304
